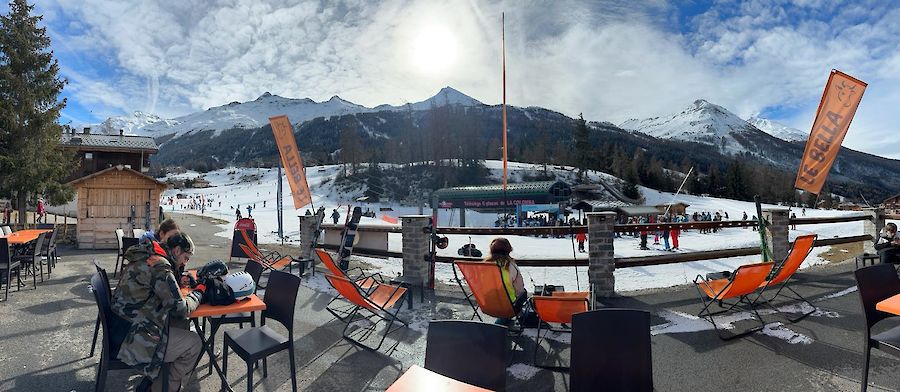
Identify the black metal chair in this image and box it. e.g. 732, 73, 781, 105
0, 238, 22, 302
424, 320, 508, 391
115, 237, 140, 277
223, 270, 300, 392
202, 260, 265, 375
570, 309, 653, 392
114, 229, 125, 277
89, 271, 169, 392
90, 261, 112, 357
13, 232, 45, 286
40, 227, 59, 271
855, 264, 900, 391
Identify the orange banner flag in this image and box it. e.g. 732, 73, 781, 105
795, 70, 867, 195
269, 115, 312, 209
381, 214, 398, 224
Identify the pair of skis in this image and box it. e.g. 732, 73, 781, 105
337, 206, 363, 271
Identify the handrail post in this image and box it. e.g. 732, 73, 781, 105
587, 212, 616, 303
862, 207, 884, 255
762, 207, 790, 262
401, 215, 431, 288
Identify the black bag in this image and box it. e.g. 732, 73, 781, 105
705, 271, 732, 281
202, 277, 235, 306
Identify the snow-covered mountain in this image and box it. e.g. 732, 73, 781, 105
619, 99, 772, 155
106, 86, 483, 138
747, 116, 808, 142
98, 111, 171, 135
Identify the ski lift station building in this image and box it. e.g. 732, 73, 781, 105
68, 165, 168, 250
431, 181, 572, 226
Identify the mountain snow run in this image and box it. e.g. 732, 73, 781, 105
162, 160, 866, 293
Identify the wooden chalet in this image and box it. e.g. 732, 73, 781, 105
59, 128, 159, 181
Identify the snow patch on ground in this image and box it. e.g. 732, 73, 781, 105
817, 286, 857, 301
301, 273, 337, 295
761, 322, 813, 344
507, 363, 541, 380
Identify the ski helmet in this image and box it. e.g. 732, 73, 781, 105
197, 260, 229, 280
224, 271, 256, 301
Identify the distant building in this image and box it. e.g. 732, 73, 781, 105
59, 127, 159, 181
191, 177, 211, 188
655, 202, 690, 216
837, 202, 862, 211
882, 193, 900, 214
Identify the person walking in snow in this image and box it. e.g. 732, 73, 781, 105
670, 215, 681, 251
751, 215, 758, 231
790, 212, 797, 230
576, 232, 587, 253
742, 211, 748, 229
235, 207, 242, 220
639, 216, 649, 250
246, 205, 252, 218
661, 216, 671, 251
331, 209, 340, 224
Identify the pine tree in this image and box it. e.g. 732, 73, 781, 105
0, 0, 76, 224
363, 161, 382, 202
574, 114, 590, 181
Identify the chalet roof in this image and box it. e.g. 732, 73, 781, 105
60, 133, 158, 153
433, 181, 571, 203
68, 165, 167, 187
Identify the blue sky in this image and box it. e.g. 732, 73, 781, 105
8, 0, 900, 157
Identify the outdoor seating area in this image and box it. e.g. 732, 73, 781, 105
0, 225, 61, 302
3, 213, 900, 391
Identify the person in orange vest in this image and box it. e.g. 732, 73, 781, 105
575, 231, 587, 253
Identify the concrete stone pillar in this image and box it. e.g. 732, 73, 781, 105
862, 207, 885, 255
587, 212, 616, 303
762, 208, 790, 262
298, 215, 319, 261
401, 215, 431, 287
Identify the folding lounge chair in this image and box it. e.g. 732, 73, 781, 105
694, 261, 774, 340
455, 260, 525, 332
532, 291, 591, 370
450, 260, 482, 321
239, 243, 294, 272
314, 248, 384, 320
754, 234, 817, 322
324, 274, 408, 351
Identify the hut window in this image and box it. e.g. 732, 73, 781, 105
84, 152, 93, 160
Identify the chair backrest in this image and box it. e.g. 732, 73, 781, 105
1, 226, 11, 235
715, 262, 774, 300
571, 309, 652, 392
855, 264, 900, 331
133, 228, 146, 239
115, 229, 125, 250
90, 272, 120, 358
424, 320, 508, 391
31, 232, 47, 256
325, 274, 376, 311
93, 260, 113, 297
0, 238, 10, 264
768, 234, 817, 285
454, 261, 516, 318
533, 295, 590, 324
243, 259, 265, 290
263, 270, 301, 332
315, 248, 345, 276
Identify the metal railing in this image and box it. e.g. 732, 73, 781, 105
316, 214, 876, 269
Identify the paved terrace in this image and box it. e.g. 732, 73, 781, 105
1, 213, 899, 391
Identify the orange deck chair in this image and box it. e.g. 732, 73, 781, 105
324, 274, 408, 351
694, 261, 775, 340
237, 230, 296, 273
455, 260, 524, 331
314, 248, 384, 320
532, 292, 590, 370
755, 234, 818, 322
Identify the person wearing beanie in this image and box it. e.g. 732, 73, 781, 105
112, 232, 203, 392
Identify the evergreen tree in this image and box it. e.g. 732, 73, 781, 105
0, 0, 75, 223
363, 162, 382, 202
574, 114, 590, 181
623, 172, 642, 200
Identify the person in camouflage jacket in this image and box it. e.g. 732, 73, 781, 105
112, 232, 205, 392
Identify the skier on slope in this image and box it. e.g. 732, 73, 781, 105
331, 208, 341, 224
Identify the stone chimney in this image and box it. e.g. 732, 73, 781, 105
83, 127, 91, 135
119, 129, 124, 136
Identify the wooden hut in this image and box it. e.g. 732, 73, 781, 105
655, 202, 690, 216
69, 165, 167, 249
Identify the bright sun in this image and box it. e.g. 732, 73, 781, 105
411, 26, 458, 75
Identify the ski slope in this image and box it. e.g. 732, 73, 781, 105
162, 161, 868, 293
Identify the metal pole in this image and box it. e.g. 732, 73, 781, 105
277, 164, 284, 245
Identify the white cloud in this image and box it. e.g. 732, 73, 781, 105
29, 0, 900, 157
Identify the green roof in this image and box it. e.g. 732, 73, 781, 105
432, 181, 571, 208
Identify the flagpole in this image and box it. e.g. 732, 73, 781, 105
501, 12, 509, 225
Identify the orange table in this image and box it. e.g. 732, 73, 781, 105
2, 229, 51, 245
876, 293, 900, 315
180, 285, 265, 392
386, 365, 492, 392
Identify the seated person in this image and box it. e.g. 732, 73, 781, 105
876, 222, 900, 264
139, 218, 180, 245
112, 233, 205, 392
484, 237, 528, 325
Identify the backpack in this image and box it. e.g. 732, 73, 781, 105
202, 276, 235, 306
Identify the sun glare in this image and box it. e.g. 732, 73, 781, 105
411, 26, 458, 75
